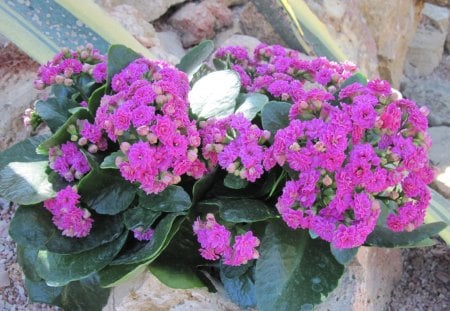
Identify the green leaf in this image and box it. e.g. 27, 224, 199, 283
112, 213, 185, 265
221, 261, 254, 279
36, 97, 79, 133
35, 231, 128, 286
192, 170, 216, 204
330, 246, 358, 265
37, 109, 93, 155
426, 188, 450, 245
88, 85, 106, 115
26, 274, 110, 311
9, 205, 124, 254
0, 135, 49, 171
98, 262, 148, 288
189, 70, 241, 119
255, 220, 344, 311
219, 199, 277, 223
223, 174, 248, 190
78, 169, 136, 215
149, 261, 205, 289
176, 40, 214, 78
124, 206, 161, 231
220, 265, 256, 308
235, 93, 269, 121
107, 44, 140, 88
148, 218, 206, 289
0, 161, 55, 205
261, 101, 291, 138
100, 151, 124, 169
339, 73, 368, 89
17, 246, 41, 281
365, 222, 447, 248
138, 185, 191, 213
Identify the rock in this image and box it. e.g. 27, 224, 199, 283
96, 0, 187, 22
155, 31, 186, 60
169, 1, 233, 48
303, 0, 380, 80
405, 3, 449, 77
357, 0, 423, 88
0, 270, 9, 288
239, 2, 287, 46
0, 44, 39, 151
427, 126, 450, 198
217, 34, 261, 56
317, 248, 402, 311
426, 0, 450, 7
106, 4, 158, 48
219, 0, 248, 7
402, 75, 450, 127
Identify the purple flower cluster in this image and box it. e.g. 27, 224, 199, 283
215, 44, 357, 100
215, 44, 434, 248
193, 213, 260, 266
199, 113, 270, 182
132, 227, 155, 241
34, 44, 106, 90
43, 186, 93, 238
49, 142, 90, 182
94, 58, 207, 193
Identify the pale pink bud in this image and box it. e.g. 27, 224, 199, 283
55, 75, 65, 84
187, 149, 198, 162
147, 133, 158, 144
88, 144, 98, 153
115, 156, 123, 167
289, 142, 301, 151
322, 175, 333, 187
136, 125, 150, 136
33, 80, 45, 90
419, 106, 430, 116
74, 171, 84, 179
120, 142, 131, 154
64, 78, 73, 86
78, 137, 88, 146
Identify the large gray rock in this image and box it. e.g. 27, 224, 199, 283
402, 75, 450, 127
428, 126, 450, 198
217, 34, 261, 56
405, 3, 449, 77
105, 247, 402, 311
96, 0, 187, 22
105, 4, 158, 48
239, 2, 287, 46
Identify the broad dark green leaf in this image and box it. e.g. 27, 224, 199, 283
365, 222, 447, 248
189, 70, 241, 119
261, 101, 291, 138
107, 45, 140, 89
88, 84, 106, 115
339, 73, 368, 89
124, 206, 161, 231
149, 218, 206, 289
98, 262, 147, 288
176, 40, 214, 77
35, 231, 128, 286
192, 170, 216, 204
330, 246, 358, 265
10, 205, 125, 254
78, 169, 136, 215
223, 174, 248, 190
37, 109, 93, 154
26, 274, 110, 311
0, 135, 49, 171
36, 96, 79, 133
221, 265, 256, 308
112, 213, 184, 265
138, 186, 191, 213
255, 220, 344, 311
149, 261, 205, 289
235, 93, 269, 121
221, 261, 254, 279
219, 199, 277, 223
0, 161, 55, 205
100, 150, 123, 169
17, 245, 41, 281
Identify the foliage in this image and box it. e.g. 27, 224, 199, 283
1, 40, 447, 311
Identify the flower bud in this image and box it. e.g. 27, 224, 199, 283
322, 175, 333, 187
115, 156, 124, 167
187, 149, 198, 162
120, 142, 131, 154
136, 125, 150, 136
64, 78, 73, 86
33, 79, 45, 90
55, 75, 65, 84
70, 134, 78, 142
74, 171, 84, 179
147, 133, 158, 144
78, 137, 88, 146
88, 144, 98, 153
289, 142, 301, 151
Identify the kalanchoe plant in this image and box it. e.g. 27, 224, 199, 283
0, 42, 446, 311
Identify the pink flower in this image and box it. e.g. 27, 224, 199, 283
223, 231, 260, 266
